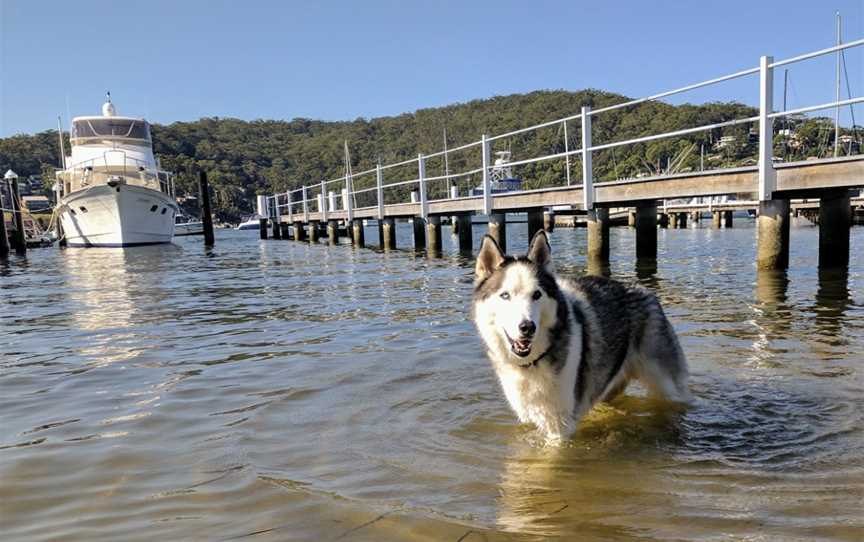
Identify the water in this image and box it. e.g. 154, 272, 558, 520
1, 221, 862, 541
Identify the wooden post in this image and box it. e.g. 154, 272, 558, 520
309, 220, 320, 243
669, 213, 678, 229
293, 221, 306, 241
712, 211, 722, 229
677, 212, 687, 229
457, 214, 473, 254
199, 171, 215, 246
527, 209, 544, 241
9, 177, 25, 254
488, 213, 506, 253
658, 213, 669, 228
327, 219, 339, 245
0, 204, 9, 257
635, 203, 657, 261
271, 215, 282, 239
818, 189, 851, 268
259, 218, 268, 240
426, 215, 442, 254
757, 200, 790, 271
352, 219, 365, 247
723, 210, 733, 228
628, 210, 636, 228
382, 218, 396, 250
586, 208, 610, 263
280, 222, 291, 239
543, 211, 555, 232
412, 217, 426, 249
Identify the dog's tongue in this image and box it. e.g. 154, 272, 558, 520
515, 338, 531, 351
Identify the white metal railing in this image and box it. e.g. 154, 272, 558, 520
267, 39, 863, 218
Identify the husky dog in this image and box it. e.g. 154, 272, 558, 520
472, 231, 691, 442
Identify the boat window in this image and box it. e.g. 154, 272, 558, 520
150, 205, 158, 212
72, 119, 151, 141
161, 208, 167, 215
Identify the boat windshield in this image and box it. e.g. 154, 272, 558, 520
72, 119, 151, 143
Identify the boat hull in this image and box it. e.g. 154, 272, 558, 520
174, 221, 204, 236
60, 184, 178, 247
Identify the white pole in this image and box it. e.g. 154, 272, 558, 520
481, 134, 492, 215
443, 127, 450, 191
302, 185, 309, 222
320, 180, 327, 221
834, 11, 842, 157
376, 162, 384, 220
418, 154, 428, 218
758, 55, 776, 201
563, 120, 571, 185
581, 106, 594, 210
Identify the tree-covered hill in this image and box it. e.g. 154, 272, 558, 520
0, 89, 854, 222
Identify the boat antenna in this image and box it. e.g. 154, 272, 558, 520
57, 116, 66, 169
106, 90, 112, 103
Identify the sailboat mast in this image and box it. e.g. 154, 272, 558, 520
56, 116, 66, 169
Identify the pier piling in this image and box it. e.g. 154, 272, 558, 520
351, 219, 365, 247
712, 211, 721, 229
677, 212, 688, 229
488, 213, 506, 253
8, 175, 25, 255
426, 216, 442, 254
309, 220, 320, 243
198, 171, 215, 246
293, 221, 306, 242
543, 211, 555, 232
628, 210, 636, 228
271, 218, 282, 239
412, 218, 426, 250
382, 218, 396, 250
0, 205, 9, 257
757, 200, 790, 270
327, 219, 339, 245
457, 214, 473, 253
635, 204, 657, 261
818, 189, 852, 268
586, 208, 610, 263
669, 213, 678, 229
259, 218, 268, 240
280, 222, 291, 240
527, 209, 544, 241
723, 210, 733, 228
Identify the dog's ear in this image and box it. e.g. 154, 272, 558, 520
527, 230, 552, 269
476, 235, 505, 282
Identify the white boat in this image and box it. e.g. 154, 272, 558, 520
235, 214, 263, 230
55, 94, 178, 247
174, 212, 204, 236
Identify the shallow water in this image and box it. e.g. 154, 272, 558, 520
1, 220, 862, 541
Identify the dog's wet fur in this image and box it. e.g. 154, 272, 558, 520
472, 230, 691, 442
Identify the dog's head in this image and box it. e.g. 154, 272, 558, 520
472, 230, 562, 367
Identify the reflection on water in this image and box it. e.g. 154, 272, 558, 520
1, 226, 862, 541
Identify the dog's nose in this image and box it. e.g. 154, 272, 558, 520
518, 320, 536, 337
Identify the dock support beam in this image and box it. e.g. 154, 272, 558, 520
280, 222, 291, 239
668, 213, 678, 229
712, 211, 721, 229
351, 219, 365, 247
757, 200, 790, 271
271, 218, 282, 239
199, 171, 215, 246
488, 213, 506, 253
819, 190, 851, 269
628, 210, 636, 228
587, 208, 610, 263
327, 219, 339, 245
426, 216, 442, 254
293, 221, 306, 242
308, 220, 320, 243
457, 214, 473, 254
412, 218, 426, 250
527, 209, 544, 241
382, 217, 396, 250
635, 204, 657, 261
723, 210, 733, 228
259, 218, 268, 240
543, 211, 555, 232
0, 204, 8, 257
677, 212, 687, 229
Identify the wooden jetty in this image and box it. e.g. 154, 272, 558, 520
260, 42, 864, 271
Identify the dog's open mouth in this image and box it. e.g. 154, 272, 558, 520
505, 330, 532, 357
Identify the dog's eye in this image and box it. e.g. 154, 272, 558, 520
532, 290, 542, 300
500, 292, 511, 300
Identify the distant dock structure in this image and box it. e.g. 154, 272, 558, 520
258, 41, 864, 273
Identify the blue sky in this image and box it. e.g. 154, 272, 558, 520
1, 0, 861, 137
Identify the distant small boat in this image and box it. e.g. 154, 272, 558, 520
235, 214, 263, 230
174, 212, 204, 236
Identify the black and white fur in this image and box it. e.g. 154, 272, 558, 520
472, 231, 691, 442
